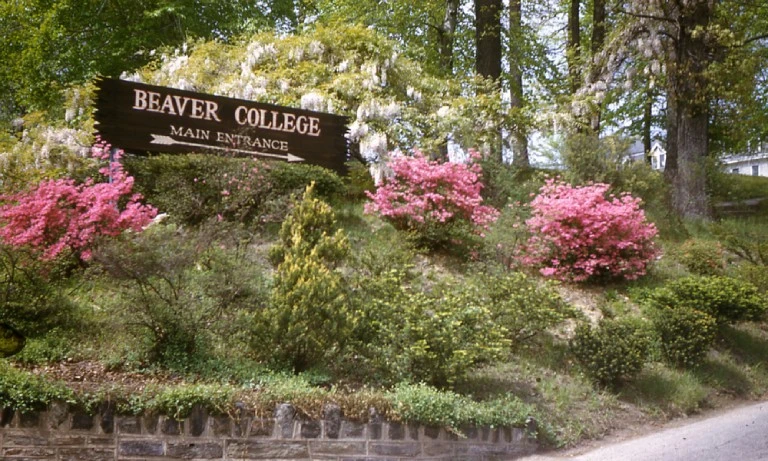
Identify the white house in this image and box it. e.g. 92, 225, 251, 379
721, 140, 768, 177
626, 140, 667, 170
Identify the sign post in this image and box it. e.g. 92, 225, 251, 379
94, 78, 351, 174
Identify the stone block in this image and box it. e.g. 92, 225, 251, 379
189, 404, 207, 437
60, 447, 114, 461
88, 436, 117, 447
3, 434, 49, 446
369, 442, 421, 457
161, 417, 182, 435
339, 421, 365, 439
143, 414, 159, 434
424, 425, 441, 439
249, 419, 274, 438
71, 411, 94, 430
119, 440, 164, 457
367, 423, 382, 440
167, 441, 223, 459
117, 416, 141, 434
423, 442, 456, 456
300, 420, 321, 439
52, 435, 88, 446
309, 441, 366, 456
387, 422, 404, 440
0, 407, 14, 427
275, 403, 296, 439
19, 412, 40, 428
99, 402, 115, 434
226, 440, 309, 458
47, 401, 69, 430
212, 416, 231, 437
322, 403, 341, 439
1, 447, 56, 457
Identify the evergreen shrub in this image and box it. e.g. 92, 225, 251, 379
676, 239, 725, 276
646, 276, 766, 324
650, 306, 717, 369
255, 183, 350, 372
570, 318, 652, 388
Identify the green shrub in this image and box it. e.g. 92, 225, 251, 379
0, 245, 82, 338
268, 182, 349, 267
124, 154, 273, 226
711, 218, 768, 266
0, 362, 74, 413
676, 239, 725, 276
646, 276, 767, 323
90, 224, 268, 369
348, 270, 508, 388
254, 184, 350, 372
733, 264, 768, 294
570, 318, 652, 388
386, 383, 533, 433
650, 306, 717, 369
265, 162, 346, 201
482, 272, 578, 346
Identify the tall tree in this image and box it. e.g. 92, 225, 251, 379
508, 0, 529, 167
475, 0, 502, 80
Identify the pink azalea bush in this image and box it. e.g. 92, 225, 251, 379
520, 179, 658, 282
365, 151, 499, 248
0, 144, 157, 260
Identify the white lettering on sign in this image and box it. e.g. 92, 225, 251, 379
133, 89, 222, 122
234, 106, 321, 136
170, 125, 211, 140
216, 131, 289, 151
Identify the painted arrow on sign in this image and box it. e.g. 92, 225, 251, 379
150, 134, 306, 163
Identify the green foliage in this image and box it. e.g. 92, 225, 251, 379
709, 170, 768, 203
559, 133, 666, 205
266, 162, 346, 202
136, 384, 236, 419
711, 218, 768, 266
268, 182, 349, 267
644, 276, 767, 324
348, 270, 509, 388
0, 245, 82, 338
570, 318, 652, 389
124, 154, 273, 226
481, 272, 579, 346
733, 264, 768, 294
650, 306, 717, 369
478, 160, 549, 209
255, 184, 350, 372
675, 239, 725, 276
386, 383, 534, 433
90, 224, 268, 369
0, 362, 74, 413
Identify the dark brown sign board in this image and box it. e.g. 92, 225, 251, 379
94, 78, 351, 174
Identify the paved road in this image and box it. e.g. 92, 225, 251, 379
520, 401, 768, 461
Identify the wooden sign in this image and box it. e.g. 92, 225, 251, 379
94, 78, 351, 174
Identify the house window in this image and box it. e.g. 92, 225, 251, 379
659, 154, 666, 169
752, 165, 759, 176
732, 168, 740, 174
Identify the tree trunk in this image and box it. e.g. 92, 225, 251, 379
567, 0, 581, 95
475, 0, 502, 80
438, 0, 460, 76
668, 1, 713, 220
643, 86, 653, 164
475, 0, 502, 161
509, 0, 529, 167
587, 0, 605, 134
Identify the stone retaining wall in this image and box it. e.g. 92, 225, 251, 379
0, 403, 538, 460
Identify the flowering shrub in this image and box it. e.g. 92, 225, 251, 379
365, 152, 499, 248
0, 144, 157, 260
520, 180, 658, 282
